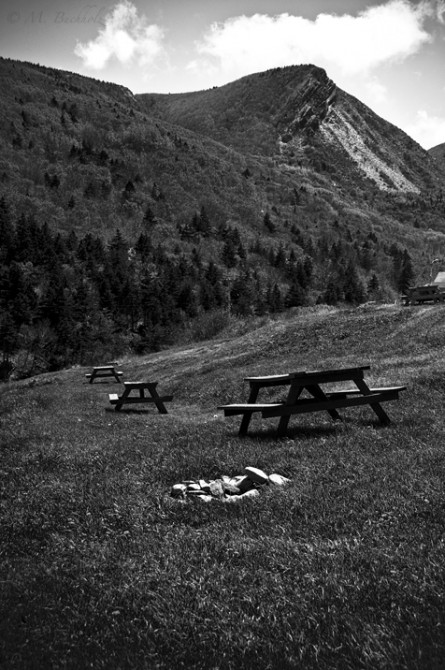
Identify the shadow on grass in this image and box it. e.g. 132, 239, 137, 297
227, 416, 393, 441
84, 380, 123, 385
104, 407, 165, 415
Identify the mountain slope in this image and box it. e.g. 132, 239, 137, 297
4, 57, 445, 376
138, 65, 444, 195
429, 141, 445, 169
2, 56, 445, 252
0, 57, 266, 240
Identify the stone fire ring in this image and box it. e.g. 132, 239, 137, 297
170, 466, 290, 503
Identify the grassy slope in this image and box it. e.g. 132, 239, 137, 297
2, 303, 445, 669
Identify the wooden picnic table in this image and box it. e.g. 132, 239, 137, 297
109, 381, 173, 413
86, 365, 123, 383
402, 285, 445, 305
218, 366, 406, 437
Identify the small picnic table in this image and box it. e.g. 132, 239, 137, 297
402, 285, 445, 305
109, 381, 173, 413
86, 365, 123, 383
218, 366, 406, 437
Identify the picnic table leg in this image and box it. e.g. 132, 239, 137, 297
239, 384, 260, 436
89, 371, 96, 384
276, 385, 304, 437
147, 385, 169, 414
354, 379, 391, 425
114, 387, 130, 411
305, 384, 343, 422
113, 370, 122, 383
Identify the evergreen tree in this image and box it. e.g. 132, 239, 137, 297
8, 262, 36, 325
286, 277, 307, 308
231, 271, 255, 316
274, 244, 286, 269
108, 229, 128, 283
222, 239, 237, 268
267, 282, 283, 312
398, 250, 415, 293
14, 214, 38, 263
197, 206, 211, 237
143, 205, 158, 227
0, 197, 13, 264
0, 311, 18, 362
343, 262, 365, 304
367, 273, 380, 298
264, 211, 276, 233
135, 232, 152, 261
177, 281, 199, 317
322, 279, 342, 305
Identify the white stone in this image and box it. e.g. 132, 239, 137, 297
244, 466, 269, 485
197, 495, 214, 503
240, 489, 260, 499
209, 480, 225, 497
268, 473, 290, 486
224, 495, 241, 503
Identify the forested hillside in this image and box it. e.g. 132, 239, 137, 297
2, 57, 445, 379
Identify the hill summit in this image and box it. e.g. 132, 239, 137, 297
139, 65, 441, 194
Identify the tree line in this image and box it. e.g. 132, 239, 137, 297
0, 196, 415, 380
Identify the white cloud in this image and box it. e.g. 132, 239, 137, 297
192, 0, 432, 80
363, 77, 388, 105
74, 1, 165, 70
406, 109, 445, 148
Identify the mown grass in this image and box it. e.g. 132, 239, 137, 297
2, 303, 445, 669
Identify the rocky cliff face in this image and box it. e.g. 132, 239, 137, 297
320, 101, 420, 193
283, 72, 337, 137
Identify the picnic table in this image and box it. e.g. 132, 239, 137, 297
109, 381, 173, 413
218, 366, 406, 437
86, 365, 123, 383
402, 285, 445, 305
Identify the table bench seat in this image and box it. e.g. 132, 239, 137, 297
219, 402, 283, 416
262, 389, 401, 418
219, 388, 404, 419
109, 394, 173, 405
86, 371, 123, 378
327, 385, 406, 398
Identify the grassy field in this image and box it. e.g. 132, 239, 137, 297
2, 303, 445, 669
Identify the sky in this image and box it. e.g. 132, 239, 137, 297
1, 0, 445, 149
